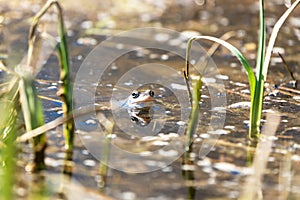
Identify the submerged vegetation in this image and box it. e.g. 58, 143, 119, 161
0, 0, 74, 197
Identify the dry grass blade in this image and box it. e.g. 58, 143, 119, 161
262, 0, 300, 78
16, 105, 94, 142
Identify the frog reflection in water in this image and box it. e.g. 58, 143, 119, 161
118, 89, 155, 126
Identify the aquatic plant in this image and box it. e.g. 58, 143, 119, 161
185, 0, 300, 140
0, 0, 74, 172
28, 0, 75, 153
0, 67, 19, 199
184, 76, 202, 152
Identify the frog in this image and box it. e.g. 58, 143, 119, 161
119, 89, 155, 109
113, 89, 155, 126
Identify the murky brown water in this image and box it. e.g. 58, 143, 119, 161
1, 0, 300, 199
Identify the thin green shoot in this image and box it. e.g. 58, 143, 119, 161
184, 32, 235, 151
185, 77, 202, 152
186, 0, 300, 140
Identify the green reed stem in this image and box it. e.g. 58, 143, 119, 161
0, 76, 19, 199
185, 77, 202, 152
29, 0, 74, 152
249, 0, 300, 139
249, 0, 266, 140
19, 77, 47, 171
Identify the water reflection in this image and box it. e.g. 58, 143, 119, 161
128, 106, 154, 127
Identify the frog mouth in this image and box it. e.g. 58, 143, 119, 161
132, 96, 154, 104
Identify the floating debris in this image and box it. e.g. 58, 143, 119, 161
181, 30, 201, 39
168, 38, 182, 46
81, 149, 89, 155
289, 16, 300, 27
273, 46, 285, 54
199, 133, 210, 139
45, 157, 64, 168
139, 151, 153, 156
120, 191, 136, 200
161, 166, 173, 172
85, 119, 97, 125
197, 158, 211, 167
158, 149, 178, 157
213, 162, 251, 175
149, 53, 160, 59
154, 33, 170, 42
202, 77, 216, 83
224, 125, 235, 130
116, 43, 124, 49
106, 134, 116, 139
231, 81, 247, 87
215, 74, 229, 80
124, 81, 134, 86
83, 159, 97, 167
208, 129, 230, 135
77, 37, 97, 46
158, 132, 178, 139
80, 20, 93, 29
292, 155, 300, 162
160, 54, 169, 61
243, 42, 257, 51
111, 63, 118, 70
152, 140, 169, 146
228, 101, 251, 109
47, 85, 57, 90
176, 121, 186, 126
293, 95, 300, 101
211, 106, 226, 111
181, 164, 196, 171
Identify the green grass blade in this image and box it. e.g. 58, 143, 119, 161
186, 36, 256, 95
255, 0, 266, 77
249, 0, 266, 139
250, 0, 300, 139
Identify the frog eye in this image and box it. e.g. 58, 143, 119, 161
131, 91, 140, 99
131, 116, 138, 122
149, 90, 154, 97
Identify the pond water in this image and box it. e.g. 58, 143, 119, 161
1, 0, 300, 199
